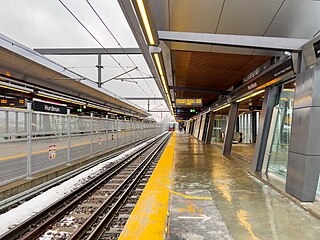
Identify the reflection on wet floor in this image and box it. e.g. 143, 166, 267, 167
173, 132, 320, 240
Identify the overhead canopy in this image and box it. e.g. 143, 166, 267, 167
0, 33, 148, 117
119, 0, 320, 119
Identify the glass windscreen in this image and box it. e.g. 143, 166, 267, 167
267, 83, 295, 178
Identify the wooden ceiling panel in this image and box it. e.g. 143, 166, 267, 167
173, 50, 271, 105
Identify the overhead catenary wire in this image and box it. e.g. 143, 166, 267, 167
58, 0, 160, 111
85, 0, 158, 101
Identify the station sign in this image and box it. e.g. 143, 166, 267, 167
230, 58, 294, 101
176, 98, 203, 107
314, 39, 320, 59
0, 98, 26, 108
32, 99, 67, 114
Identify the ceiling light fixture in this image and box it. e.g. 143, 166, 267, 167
213, 104, 231, 112
0, 82, 32, 93
136, 0, 155, 45
236, 90, 265, 103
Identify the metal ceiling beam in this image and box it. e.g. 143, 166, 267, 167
34, 48, 142, 55
170, 86, 229, 95
125, 97, 164, 100
159, 31, 309, 52
117, 0, 172, 112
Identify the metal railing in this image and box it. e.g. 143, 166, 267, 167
0, 106, 164, 186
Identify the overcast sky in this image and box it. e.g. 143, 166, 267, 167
0, 0, 172, 121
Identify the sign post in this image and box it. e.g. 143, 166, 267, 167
49, 145, 57, 160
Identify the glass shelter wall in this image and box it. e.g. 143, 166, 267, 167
267, 86, 295, 178
211, 115, 227, 143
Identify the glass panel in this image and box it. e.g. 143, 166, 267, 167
211, 115, 227, 143
268, 87, 295, 178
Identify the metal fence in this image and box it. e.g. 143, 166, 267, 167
0, 107, 164, 186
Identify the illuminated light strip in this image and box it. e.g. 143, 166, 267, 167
154, 53, 164, 76
136, 0, 155, 45
37, 93, 85, 106
87, 104, 110, 112
0, 83, 31, 93
236, 90, 265, 103
153, 53, 174, 116
283, 88, 295, 92
213, 104, 231, 112
161, 76, 169, 94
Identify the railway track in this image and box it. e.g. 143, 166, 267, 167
0, 136, 156, 214
0, 132, 170, 240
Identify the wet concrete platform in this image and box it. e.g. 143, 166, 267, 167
213, 142, 255, 162
172, 132, 320, 239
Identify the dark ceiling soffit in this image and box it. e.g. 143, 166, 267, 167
34, 48, 142, 55
158, 31, 309, 52
230, 57, 294, 100
207, 57, 295, 113
170, 86, 229, 95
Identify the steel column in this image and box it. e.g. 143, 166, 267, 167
205, 112, 215, 144
97, 54, 102, 88
106, 116, 109, 150
286, 66, 320, 201
67, 109, 71, 165
222, 103, 239, 156
251, 112, 257, 143
26, 102, 32, 179
116, 117, 119, 147
90, 113, 93, 154
5, 111, 8, 135
251, 86, 280, 172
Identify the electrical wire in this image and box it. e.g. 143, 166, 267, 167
58, 0, 137, 83
58, 0, 160, 111
85, 0, 158, 99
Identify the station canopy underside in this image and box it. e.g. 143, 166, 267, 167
143, 0, 320, 119
0, 34, 148, 117
173, 50, 271, 105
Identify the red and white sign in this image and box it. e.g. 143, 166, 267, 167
49, 145, 56, 160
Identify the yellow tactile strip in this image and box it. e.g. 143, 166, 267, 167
118, 132, 176, 240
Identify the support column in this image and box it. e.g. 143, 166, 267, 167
222, 102, 239, 156
97, 54, 103, 88
90, 113, 93, 154
26, 102, 32, 179
251, 112, 257, 143
67, 109, 71, 165
286, 65, 320, 201
251, 86, 280, 171
205, 112, 215, 144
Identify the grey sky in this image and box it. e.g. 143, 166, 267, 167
0, 0, 171, 121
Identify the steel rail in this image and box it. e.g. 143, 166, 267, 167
70, 133, 169, 239
0, 135, 158, 213
0, 133, 169, 240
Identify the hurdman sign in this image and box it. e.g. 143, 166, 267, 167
32, 100, 67, 114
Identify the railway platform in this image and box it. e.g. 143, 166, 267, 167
120, 131, 320, 240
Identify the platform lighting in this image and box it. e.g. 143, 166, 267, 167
154, 54, 164, 76
0, 82, 31, 93
87, 103, 110, 112
37, 92, 85, 106
152, 52, 173, 114
236, 90, 265, 103
161, 76, 169, 94
213, 104, 231, 112
136, 0, 155, 45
